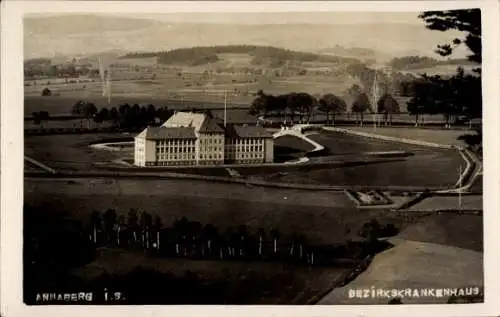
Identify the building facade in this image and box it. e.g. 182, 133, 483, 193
134, 112, 274, 167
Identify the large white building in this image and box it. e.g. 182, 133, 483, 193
134, 111, 274, 166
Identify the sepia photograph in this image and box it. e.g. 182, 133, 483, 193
2, 1, 500, 316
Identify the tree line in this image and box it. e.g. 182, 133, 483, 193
388, 56, 475, 71
249, 89, 400, 126
70, 101, 175, 130
85, 209, 392, 266
120, 45, 361, 67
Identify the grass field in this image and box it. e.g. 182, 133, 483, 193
24, 133, 131, 171
24, 178, 424, 246
73, 248, 350, 304
344, 126, 474, 147
238, 131, 464, 188
24, 128, 465, 188
319, 212, 483, 304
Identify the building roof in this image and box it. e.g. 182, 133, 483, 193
143, 126, 197, 140
199, 115, 226, 133
232, 125, 274, 138
137, 111, 273, 140
162, 112, 206, 132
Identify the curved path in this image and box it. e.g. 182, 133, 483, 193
24, 124, 481, 194
273, 126, 324, 153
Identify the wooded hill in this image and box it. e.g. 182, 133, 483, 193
119, 45, 362, 67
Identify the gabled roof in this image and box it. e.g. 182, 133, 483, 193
231, 125, 273, 138
162, 112, 205, 132
141, 126, 197, 140
199, 115, 225, 133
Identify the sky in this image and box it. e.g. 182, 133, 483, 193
24, 11, 470, 60
111, 12, 424, 25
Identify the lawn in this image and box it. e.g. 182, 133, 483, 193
396, 213, 483, 252
24, 178, 424, 246
24, 129, 465, 189
407, 195, 483, 212
240, 131, 465, 188
24, 133, 131, 171
343, 126, 474, 147
319, 211, 483, 304
71, 248, 350, 304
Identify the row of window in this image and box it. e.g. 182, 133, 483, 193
236, 153, 263, 159
156, 140, 195, 146
157, 146, 195, 153
200, 146, 224, 152
200, 138, 223, 145
199, 154, 223, 160
226, 139, 265, 145
157, 154, 196, 161
226, 146, 264, 152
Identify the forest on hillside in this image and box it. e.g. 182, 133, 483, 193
388, 56, 476, 70
119, 45, 362, 67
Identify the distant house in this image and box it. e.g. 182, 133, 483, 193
134, 111, 274, 167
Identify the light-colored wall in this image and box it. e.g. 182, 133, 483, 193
265, 138, 274, 163
145, 139, 156, 164
134, 136, 146, 166
230, 138, 266, 163
155, 139, 196, 163
198, 132, 225, 164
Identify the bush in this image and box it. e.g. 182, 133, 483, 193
41, 88, 52, 96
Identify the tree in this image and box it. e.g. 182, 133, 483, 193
237, 225, 249, 257
319, 94, 347, 125
116, 215, 125, 246
102, 209, 117, 245
419, 9, 481, 66
407, 78, 432, 127
152, 215, 163, 250
351, 93, 371, 126
32, 111, 50, 129
257, 228, 266, 257
90, 210, 102, 244
418, 9, 482, 146
377, 93, 400, 125
270, 228, 280, 255
41, 88, 52, 96
127, 209, 139, 244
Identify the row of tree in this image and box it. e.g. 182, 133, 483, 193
86, 210, 390, 266
249, 89, 401, 126
70, 101, 175, 130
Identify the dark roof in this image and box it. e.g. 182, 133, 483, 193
199, 116, 225, 133
145, 126, 196, 140
232, 125, 273, 138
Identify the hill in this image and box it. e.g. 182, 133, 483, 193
120, 45, 362, 67
25, 14, 469, 61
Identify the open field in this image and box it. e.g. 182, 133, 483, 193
407, 195, 482, 212
396, 213, 483, 251
344, 126, 474, 147
72, 248, 350, 304
238, 131, 464, 188
24, 128, 465, 188
25, 96, 470, 130
24, 178, 424, 246
319, 212, 483, 304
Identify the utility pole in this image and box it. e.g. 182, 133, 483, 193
224, 90, 227, 128
458, 165, 463, 208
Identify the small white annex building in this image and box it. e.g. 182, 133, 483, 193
134, 111, 274, 166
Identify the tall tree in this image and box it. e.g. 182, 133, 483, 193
102, 209, 117, 245
319, 94, 347, 125
351, 93, 371, 126
377, 93, 400, 125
